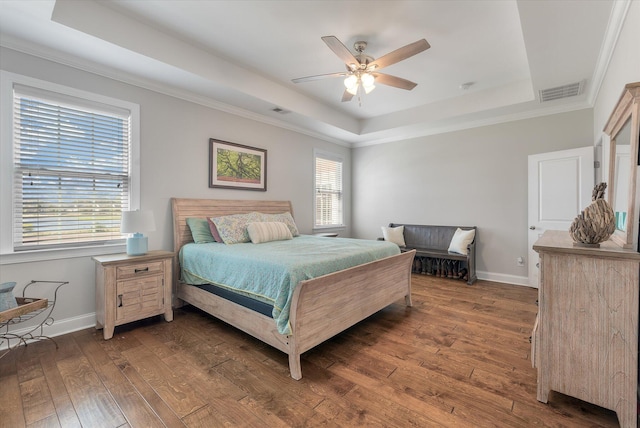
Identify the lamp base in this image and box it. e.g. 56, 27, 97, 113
126, 233, 148, 256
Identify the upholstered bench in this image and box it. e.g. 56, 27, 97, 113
381, 223, 477, 285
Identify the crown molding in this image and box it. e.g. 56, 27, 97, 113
587, 0, 631, 105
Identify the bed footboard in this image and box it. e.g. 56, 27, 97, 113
287, 249, 416, 379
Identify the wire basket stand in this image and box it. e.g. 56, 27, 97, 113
0, 280, 68, 359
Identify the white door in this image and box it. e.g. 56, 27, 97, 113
528, 147, 594, 287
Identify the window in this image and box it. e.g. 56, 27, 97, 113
314, 151, 343, 228
1, 72, 139, 259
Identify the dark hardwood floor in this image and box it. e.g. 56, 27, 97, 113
0, 274, 621, 427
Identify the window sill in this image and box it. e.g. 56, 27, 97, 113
0, 243, 127, 265
313, 225, 346, 232
312, 226, 346, 237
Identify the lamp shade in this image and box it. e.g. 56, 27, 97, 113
121, 210, 156, 234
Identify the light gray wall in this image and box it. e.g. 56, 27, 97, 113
351, 109, 593, 284
0, 47, 351, 334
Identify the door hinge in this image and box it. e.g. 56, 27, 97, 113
594, 160, 600, 168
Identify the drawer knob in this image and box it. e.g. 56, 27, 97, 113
134, 267, 149, 273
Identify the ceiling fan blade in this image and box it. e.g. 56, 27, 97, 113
322, 36, 360, 69
372, 73, 418, 90
341, 90, 354, 102
368, 39, 430, 71
292, 72, 348, 84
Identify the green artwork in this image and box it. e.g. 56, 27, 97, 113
216, 148, 261, 184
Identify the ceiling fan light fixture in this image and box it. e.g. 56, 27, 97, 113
344, 74, 358, 89
361, 73, 375, 87
361, 73, 375, 94
344, 72, 375, 96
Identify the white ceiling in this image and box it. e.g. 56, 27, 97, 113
0, 0, 625, 147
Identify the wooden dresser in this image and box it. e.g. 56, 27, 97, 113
532, 230, 639, 428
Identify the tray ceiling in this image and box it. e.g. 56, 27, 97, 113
0, 0, 624, 146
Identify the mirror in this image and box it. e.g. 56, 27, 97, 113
606, 82, 640, 249
612, 120, 631, 231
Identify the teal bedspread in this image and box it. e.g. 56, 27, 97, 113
179, 235, 400, 335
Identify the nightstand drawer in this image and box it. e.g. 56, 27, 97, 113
116, 261, 163, 280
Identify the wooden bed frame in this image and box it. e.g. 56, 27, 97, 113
171, 198, 415, 379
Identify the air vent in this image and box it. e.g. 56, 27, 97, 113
538, 81, 584, 102
271, 107, 291, 114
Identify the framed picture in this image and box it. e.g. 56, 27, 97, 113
209, 139, 267, 191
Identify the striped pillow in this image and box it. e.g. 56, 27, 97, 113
259, 212, 299, 236
247, 222, 293, 244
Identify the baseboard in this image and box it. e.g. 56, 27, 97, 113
476, 270, 532, 287
1, 312, 96, 351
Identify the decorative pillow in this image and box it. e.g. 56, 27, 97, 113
210, 212, 262, 244
259, 212, 299, 236
186, 218, 215, 244
381, 225, 406, 247
448, 228, 476, 255
247, 222, 293, 244
207, 218, 223, 242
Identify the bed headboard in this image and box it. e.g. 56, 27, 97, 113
171, 198, 294, 254
170, 197, 294, 305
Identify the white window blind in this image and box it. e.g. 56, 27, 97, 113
12, 85, 131, 251
314, 153, 343, 227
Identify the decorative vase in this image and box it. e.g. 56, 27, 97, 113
0, 282, 18, 312
569, 182, 616, 247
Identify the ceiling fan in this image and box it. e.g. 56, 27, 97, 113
292, 35, 430, 102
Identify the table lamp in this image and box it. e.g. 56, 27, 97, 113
121, 210, 156, 256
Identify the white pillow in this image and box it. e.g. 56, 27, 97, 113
247, 222, 293, 244
448, 228, 476, 255
381, 225, 406, 247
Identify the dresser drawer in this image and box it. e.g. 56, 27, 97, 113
116, 261, 163, 280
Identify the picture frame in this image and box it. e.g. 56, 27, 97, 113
209, 139, 267, 191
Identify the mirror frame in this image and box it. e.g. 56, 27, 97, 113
605, 82, 640, 249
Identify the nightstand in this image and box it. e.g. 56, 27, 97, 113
93, 250, 174, 340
